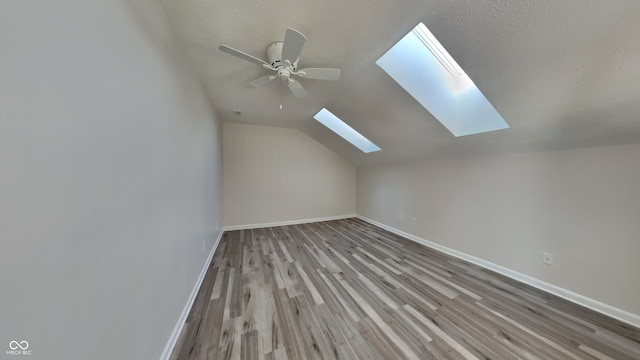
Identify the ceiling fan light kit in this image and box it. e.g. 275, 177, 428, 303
219, 28, 341, 98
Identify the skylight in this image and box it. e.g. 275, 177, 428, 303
313, 108, 381, 153
376, 22, 509, 137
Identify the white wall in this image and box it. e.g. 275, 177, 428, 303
223, 122, 356, 227
0, 1, 222, 359
357, 143, 640, 317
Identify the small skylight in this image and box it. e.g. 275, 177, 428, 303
313, 108, 381, 153
376, 22, 509, 137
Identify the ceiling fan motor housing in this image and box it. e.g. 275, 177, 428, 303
267, 42, 299, 70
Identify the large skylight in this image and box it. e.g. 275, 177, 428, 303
313, 108, 381, 153
376, 22, 509, 137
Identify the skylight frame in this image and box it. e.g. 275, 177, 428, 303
376, 22, 509, 137
313, 108, 381, 153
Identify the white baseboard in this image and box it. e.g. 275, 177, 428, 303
356, 215, 640, 329
159, 230, 224, 360
223, 214, 357, 231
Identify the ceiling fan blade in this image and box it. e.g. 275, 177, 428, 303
298, 68, 341, 80
246, 75, 276, 88
219, 45, 268, 66
281, 28, 306, 63
287, 79, 307, 98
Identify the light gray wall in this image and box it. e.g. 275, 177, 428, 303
357, 143, 640, 316
0, 1, 222, 359
223, 122, 356, 227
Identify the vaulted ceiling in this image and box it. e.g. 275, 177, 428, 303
161, 0, 640, 166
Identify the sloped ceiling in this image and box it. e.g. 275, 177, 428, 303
161, 0, 640, 166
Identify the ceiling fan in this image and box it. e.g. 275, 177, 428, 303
219, 28, 341, 98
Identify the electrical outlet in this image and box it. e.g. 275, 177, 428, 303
203, 240, 206, 253
411, 218, 417, 226
542, 252, 554, 265
398, 213, 403, 222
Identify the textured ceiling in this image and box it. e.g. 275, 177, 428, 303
161, 0, 640, 166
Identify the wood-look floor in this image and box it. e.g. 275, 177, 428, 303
170, 218, 640, 360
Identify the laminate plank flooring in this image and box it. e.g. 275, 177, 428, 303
170, 218, 640, 359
